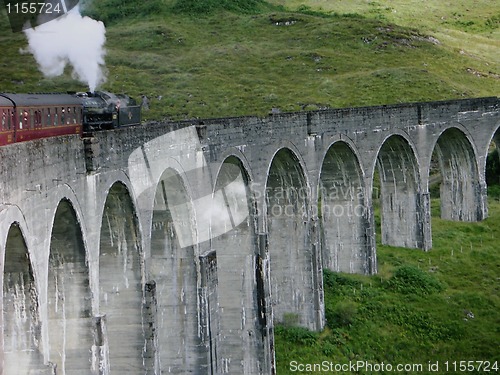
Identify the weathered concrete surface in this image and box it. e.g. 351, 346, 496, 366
0, 97, 498, 374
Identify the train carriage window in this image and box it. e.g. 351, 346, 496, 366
41, 108, 46, 127
67, 107, 72, 124
29, 109, 34, 129
1, 110, 5, 130
19, 109, 24, 129
35, 110, 42, 128
9, 110, 13, 130
54, 108, 58, 126
24, 110, 29, 129
76, 107, 82, 124
47, 108, 51, 127
61, 107, 65, 125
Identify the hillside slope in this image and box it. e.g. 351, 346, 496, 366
0, 0, 498, 121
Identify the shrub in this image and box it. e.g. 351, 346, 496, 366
274, 325, 318, 346
326, 301, 358, 328
323, 269, 362, 289
387, 265, 444, 295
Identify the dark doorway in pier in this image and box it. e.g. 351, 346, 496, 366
99, 182, 144, 373
375, 135, 422, 249
266, 148, 316, 329
319, 141, 369, 274
3, 224, 43, 374
212, 156, 265, 374
430, 128, 482, 221
150, 168, 201, 374
48, 199, 92, 374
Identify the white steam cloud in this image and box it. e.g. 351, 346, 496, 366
23, 6, 106, 92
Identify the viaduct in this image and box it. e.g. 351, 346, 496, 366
0, 97, 498, 374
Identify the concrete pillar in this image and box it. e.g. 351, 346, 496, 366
199, 251, 219, 375
91, 315, 110, 375
143, 281, 160, 374
256, 234, 274, 375
417, 192, 432, 250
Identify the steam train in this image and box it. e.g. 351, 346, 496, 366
0, 91, 141, 146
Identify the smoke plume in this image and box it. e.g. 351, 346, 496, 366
23, 6, 106, 92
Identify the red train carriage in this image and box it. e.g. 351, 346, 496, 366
0, 93, 83, 146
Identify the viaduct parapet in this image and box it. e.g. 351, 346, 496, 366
0, 97, 498, 374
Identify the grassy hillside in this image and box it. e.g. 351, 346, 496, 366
0, 0, 498, 121
275, 199, 500, 374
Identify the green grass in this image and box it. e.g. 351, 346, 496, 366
0, 0, 498, 121
275, 198, 500, 374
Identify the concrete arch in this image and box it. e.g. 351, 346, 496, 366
319, 140, 372, 273
45, 183, 89, 259
216, 147, 256, 184
96, 171, 139, 216
265, 147, 318, 329
150, 166, 202, 374
98, 181, 146, 373
375, 134, 428, 249
47, 198, 92, 373
370, 129, 421, 179
431, 127, 483, 221
2, 219, 44, 374
0, 205, 30, 252
211, 155, 266, 374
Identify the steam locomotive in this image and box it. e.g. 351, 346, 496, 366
0, 91, 141, 146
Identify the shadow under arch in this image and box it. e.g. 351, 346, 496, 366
99, 181, 145, 373
47, 198, 92, 373
3, 223, 44, 374
375, 134, 426, 249
265, 148, 318, 329
211, 155, 266, 374
431, 127, 484, 221
150, 167, 202, 374
319, 141, 372, 274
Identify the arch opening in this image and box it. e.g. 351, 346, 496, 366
3, 223, 43, 374
266, 148, 316, 329
430, 128, 482, 221
99, 182, 144, 372
47, 199, 92, 373
486, 129, 500, 200
211, 156, 265, 373
150, 168, 201, 373
319, 142, 371, 274
376, 135, 424, 249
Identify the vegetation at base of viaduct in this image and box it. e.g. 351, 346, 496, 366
275, 199, 500, 373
